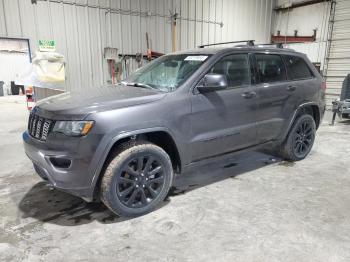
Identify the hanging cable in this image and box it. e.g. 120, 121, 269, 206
33, 0, 223, 27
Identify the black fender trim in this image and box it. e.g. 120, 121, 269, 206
281, 102, 321, 141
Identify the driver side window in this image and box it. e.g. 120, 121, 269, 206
209, 54, 251, 88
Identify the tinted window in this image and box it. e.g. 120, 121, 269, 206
210, 54, 251, 87
285, 55, 313, 80
255, 54, 286, 83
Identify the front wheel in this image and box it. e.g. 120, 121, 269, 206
280, 114, 316, 161
100, 141, 173, 217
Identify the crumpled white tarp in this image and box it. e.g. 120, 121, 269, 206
16, 51, 65, 90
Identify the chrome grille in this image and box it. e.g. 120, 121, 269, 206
28, 113, 54, 141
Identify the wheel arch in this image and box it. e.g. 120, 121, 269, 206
91, 128, 182, 199
283, 102, 321, 141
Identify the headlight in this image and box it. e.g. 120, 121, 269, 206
52, 121, 94, 136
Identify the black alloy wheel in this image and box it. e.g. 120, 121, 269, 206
292, 120, 314, 158
101, 141, 173, 217
117, 155, 165, 208
280, 114, 316, 161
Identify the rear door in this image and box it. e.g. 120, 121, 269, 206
253, 53, 294, 142
189, 53, 260, 162
283, 54, 319, 106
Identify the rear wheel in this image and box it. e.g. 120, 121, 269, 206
100, 141, 173, 217
280, 114, 316, 161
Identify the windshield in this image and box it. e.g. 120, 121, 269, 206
123, 54, 210, 92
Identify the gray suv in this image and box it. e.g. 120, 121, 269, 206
23, 46, 326, 217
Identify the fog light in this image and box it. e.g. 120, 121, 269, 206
50, 157, 71, 169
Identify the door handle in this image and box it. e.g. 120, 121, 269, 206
241, 91, 256, 99
287, 85, 297, 91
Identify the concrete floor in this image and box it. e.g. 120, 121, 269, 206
1, 95, 350, 262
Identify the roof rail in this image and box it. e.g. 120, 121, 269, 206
198, 40, 255, 48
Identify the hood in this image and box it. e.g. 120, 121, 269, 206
36, 85, 167, 118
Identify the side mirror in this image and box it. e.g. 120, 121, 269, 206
197, 74, 228, 93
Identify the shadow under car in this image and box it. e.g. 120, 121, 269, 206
18, 150, 281, 225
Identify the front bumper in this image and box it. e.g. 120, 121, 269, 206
23, 131, 100, 201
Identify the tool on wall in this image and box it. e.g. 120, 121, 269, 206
109, 33, 165, 82
108, 60, 116, 84
170, 11, 179, 52
146, 32, 152, 61
117, 55, 130, 79
271, 30, 317, 43
135, 53, 143, 68
116, 51, 164, 80
104, 47, 118, 84
115, 61, 123, 81
145, 33, 164, 60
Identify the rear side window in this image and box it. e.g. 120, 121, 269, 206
284, 55, 313, 80
210, 54, 251, 87
255, 54, 286, 83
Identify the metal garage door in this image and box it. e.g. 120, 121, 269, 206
0, 52, 30, 95
325, 0, 350, 105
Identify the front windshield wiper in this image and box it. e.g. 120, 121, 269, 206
124, 82, 156, 90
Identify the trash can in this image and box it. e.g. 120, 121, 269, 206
11, 81, 19, 95
0, 81, 4, 96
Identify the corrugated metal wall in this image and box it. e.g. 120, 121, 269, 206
0, 0, 274, 92
324, 0, 350, 105
272, 0, 330, 70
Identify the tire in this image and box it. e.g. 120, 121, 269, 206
280, 114, 316, 161
100, 141, 173, 217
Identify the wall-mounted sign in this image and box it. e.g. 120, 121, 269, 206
38, 40, 56, 52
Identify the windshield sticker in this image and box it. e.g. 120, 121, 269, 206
184, 55, 208, 61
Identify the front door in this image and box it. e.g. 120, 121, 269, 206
190, 53, 259, 162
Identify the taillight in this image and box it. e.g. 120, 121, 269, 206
321, 82, 327, 90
